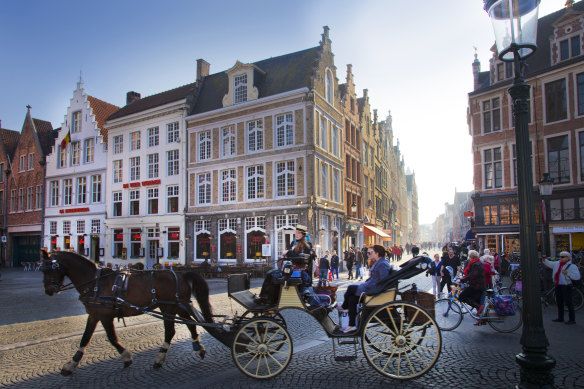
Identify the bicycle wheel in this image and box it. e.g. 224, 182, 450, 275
572, 287, 584, 311
486, 301, 522, 333
434, 298, 462, 331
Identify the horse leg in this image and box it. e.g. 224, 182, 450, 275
178, 310, 206, 359
61, 315, 99, 376
100, 318, 133, 368
153, 313, 176, 369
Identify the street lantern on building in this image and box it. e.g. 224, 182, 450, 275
538, 173, 554, 257
351, 201, 357, 217
483, 1, 555, 388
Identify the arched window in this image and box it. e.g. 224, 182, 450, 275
325, 69, 333, 103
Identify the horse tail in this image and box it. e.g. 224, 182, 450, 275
184, 272, 213, 323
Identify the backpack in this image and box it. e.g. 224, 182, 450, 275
493, 295, 516, 316
567, 264, 583, 288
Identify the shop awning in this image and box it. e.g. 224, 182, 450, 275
364, 225, 391, 238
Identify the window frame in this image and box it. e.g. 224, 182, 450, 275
197, 172, 211, 205
544, 77, 568, 123
148, 127, 159, 148
482, 97, 501, 134
275, 113, 294, 148
130, 131, 141, 151
483, 147, 503, 189
167, 150, 179, 176
198, 131, 211, 161
167, 122, 179, 144
167, 185, 179, 213
220, 168, 236, 203
275, 160, 295, 198
247, 119, 263, 153
221, 126, 236, 158
84, 138, 94, 163
246, 165, 265, 201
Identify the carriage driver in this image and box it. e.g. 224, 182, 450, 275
284, 224, 316, 278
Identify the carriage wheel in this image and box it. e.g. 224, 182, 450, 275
361, 302, 441, 380
231, 318, 292, 379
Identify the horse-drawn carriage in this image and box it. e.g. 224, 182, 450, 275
41, 250, 441, 381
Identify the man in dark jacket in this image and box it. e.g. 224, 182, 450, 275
318, 251, 330, 286
440, 248, 461, 294
345, 249, 355, 280
330, 250, 340, 280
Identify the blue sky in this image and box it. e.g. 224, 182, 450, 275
0, 0, 569, 225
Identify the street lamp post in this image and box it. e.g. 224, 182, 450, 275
539, 173, 554, 258
484, 1, 555, 388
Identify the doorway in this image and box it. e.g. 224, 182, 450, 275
147, 240, 159, 269
90, 236, 100, 262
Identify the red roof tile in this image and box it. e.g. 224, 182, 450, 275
87, 95, 120, 145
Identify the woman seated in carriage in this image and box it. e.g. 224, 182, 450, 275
339, 245, 392, 333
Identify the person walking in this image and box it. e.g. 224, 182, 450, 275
345, 249, 355, 280
543, 251, 581, 325
355, 247, 364, 280
330, 250, 339, 280
440, 248, 461, 295
318, 250, 331, 287
427, 253, 442, 297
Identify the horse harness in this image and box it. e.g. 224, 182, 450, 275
78, 268, 186, 318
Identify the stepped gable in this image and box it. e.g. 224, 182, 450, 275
191, 46, 320, 115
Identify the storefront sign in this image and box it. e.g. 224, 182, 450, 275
142, 179, 161, 186
552, 226, 584, 234
59, 207, 89, 214
262, 244, 271, 256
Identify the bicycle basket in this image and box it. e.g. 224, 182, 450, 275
493, 295, 516, 316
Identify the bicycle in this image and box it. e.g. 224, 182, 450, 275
540, 283, 584, 311
434, 284, 522, 333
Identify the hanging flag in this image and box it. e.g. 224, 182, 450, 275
60, 129, 71, 149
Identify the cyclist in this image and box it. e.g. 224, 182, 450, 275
543, 251, 581, 325
458, 250, 486, 325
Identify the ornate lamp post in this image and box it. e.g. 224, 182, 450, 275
483, 1, 555, 388
539, 173, 554, 258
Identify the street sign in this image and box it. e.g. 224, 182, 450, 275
1, 236, 6, 243
262, 244, 271, 256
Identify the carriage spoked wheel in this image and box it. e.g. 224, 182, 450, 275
231, 318, 292, 379
361, 301, 441, 380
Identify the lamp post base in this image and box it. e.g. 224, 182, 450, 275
516, 352, 556, 389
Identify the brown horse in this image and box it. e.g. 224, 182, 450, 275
40, 249, 213, 376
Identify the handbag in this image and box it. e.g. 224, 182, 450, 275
328, 269, 333, 282
313, 265, 319, 278
493, 295, 516, 316
567, 264, 583, 288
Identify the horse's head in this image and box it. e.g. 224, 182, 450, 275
41, 249, 66, 296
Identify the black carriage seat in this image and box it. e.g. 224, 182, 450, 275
228, 273, 275, 312
360, 256, 431, 306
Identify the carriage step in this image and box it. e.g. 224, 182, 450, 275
338, 339, 359, 345
334, 355, 357, 362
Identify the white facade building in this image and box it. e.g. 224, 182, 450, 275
43, 82, 119, 262
104, 86, 194, 268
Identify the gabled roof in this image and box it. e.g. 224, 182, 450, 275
190, 46, 320, 115
108, 83, 196, 121
32, 118, 56, 156
0, 128, 20, 159
472, 1, 584, 94
87, 95, 120, 142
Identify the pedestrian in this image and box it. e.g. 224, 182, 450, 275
355, 247, 364, 280
439, 248, 461, 294
411, 245, 420, 257
427, 253, 442, 297
339, 245, 391, 333
345, 249, 355, 280
396, 245, 403, 261
543, 251, 581, 325
330, 250, 339, 280
318, 250, 330, 287
481, 254, 497, 289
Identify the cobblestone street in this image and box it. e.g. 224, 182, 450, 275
0, 262, 583, 389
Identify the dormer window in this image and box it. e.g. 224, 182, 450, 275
223, 61, 263, 107
234, 74, 247, 104
560, 35, 581, 61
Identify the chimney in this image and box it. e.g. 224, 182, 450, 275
472, 51, 481, 91
126, 91, 141, 105
197, 59, 210, 82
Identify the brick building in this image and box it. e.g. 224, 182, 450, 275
339, 64, 363, 248
468, 2, 584, 255
0, 127, 20, 266
5, 107, 56, 267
